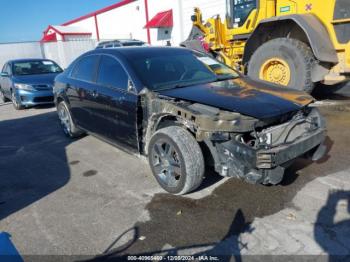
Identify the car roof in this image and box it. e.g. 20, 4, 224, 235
97, 40, 118, 45
8, 58, 55, 64
98, 39, 144, 45
118, 39, 144, 43
89, 46, 191, 59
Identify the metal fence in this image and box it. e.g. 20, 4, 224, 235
42, 40, 97, 68
0, 42, 44, 70
0, 39, 98, 70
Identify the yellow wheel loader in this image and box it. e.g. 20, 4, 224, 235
182, 0, 350, 93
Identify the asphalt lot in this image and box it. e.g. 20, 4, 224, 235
1, 85, 350, 261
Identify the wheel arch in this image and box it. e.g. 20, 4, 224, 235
55, 93, 70, 107
143, 113, 197, 155
56, 96, 64, 104
243, 14, 338, 67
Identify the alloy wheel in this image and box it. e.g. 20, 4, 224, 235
151, 140, 182, 188
58, 104, 71, 135
12, 92, 19, 108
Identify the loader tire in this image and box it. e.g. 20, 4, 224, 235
248, 38, 316, 93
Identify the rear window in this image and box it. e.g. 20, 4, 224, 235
71, 55, 99, 82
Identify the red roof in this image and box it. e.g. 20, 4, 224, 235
41, 25, 92, 42
41, 33, 57, 43
62, 0, 136, 26
144, 9, 173, 28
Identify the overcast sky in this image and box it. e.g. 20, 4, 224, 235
0, 0, 121, 43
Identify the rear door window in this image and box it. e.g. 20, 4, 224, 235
97, 55, 128, 90
71, 55, 99, 82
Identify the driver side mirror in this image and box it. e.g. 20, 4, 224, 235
0, 72, 9, 77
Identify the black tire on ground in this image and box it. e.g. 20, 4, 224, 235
0, 87, 10, 103
57, 100, 84, 138
11, 91, 24, 110
148, 126, 205, 195
248, 38, 316, 93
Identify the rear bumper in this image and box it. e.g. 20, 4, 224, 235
216, 128, 327, 185
16, 89, 54, 106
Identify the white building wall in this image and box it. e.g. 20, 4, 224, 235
64, 35, 91, 41
56, 34, 64, 41
97, 0, 147, 41
62, 0, 227, 46
66, 17, 98, 39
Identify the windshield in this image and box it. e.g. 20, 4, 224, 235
129, 51, 238, 91
12, 60, 63, 76
194, 51, 239, 79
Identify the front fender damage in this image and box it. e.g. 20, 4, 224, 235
140, 89, 262, 152
139, 89, 327, 185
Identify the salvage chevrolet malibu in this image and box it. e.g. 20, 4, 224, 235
53, 47, 327, 195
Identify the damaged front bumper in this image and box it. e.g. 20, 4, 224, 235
214, 127, 327, 185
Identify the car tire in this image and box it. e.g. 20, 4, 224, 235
57, 100, 84, 138
248, 38, 316, 93
0, 87, 10, 103
148, 126, 205, 195
11, 91, 24, 110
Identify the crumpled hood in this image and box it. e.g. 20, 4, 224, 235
13, 73, 59, 86
158, 77, 314, 120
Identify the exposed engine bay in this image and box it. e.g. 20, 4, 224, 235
141, 90, 327, 185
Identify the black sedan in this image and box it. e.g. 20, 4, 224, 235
53, 47, 326, 195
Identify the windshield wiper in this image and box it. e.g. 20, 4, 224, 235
154, 83, 193, 91
215, 75, 238, 81
172, 83, 194, 88
155, 78, 216, 91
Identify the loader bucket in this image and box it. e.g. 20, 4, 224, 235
180, 26, 209, 54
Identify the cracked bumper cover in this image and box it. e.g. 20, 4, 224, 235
216, 128, 327, 185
